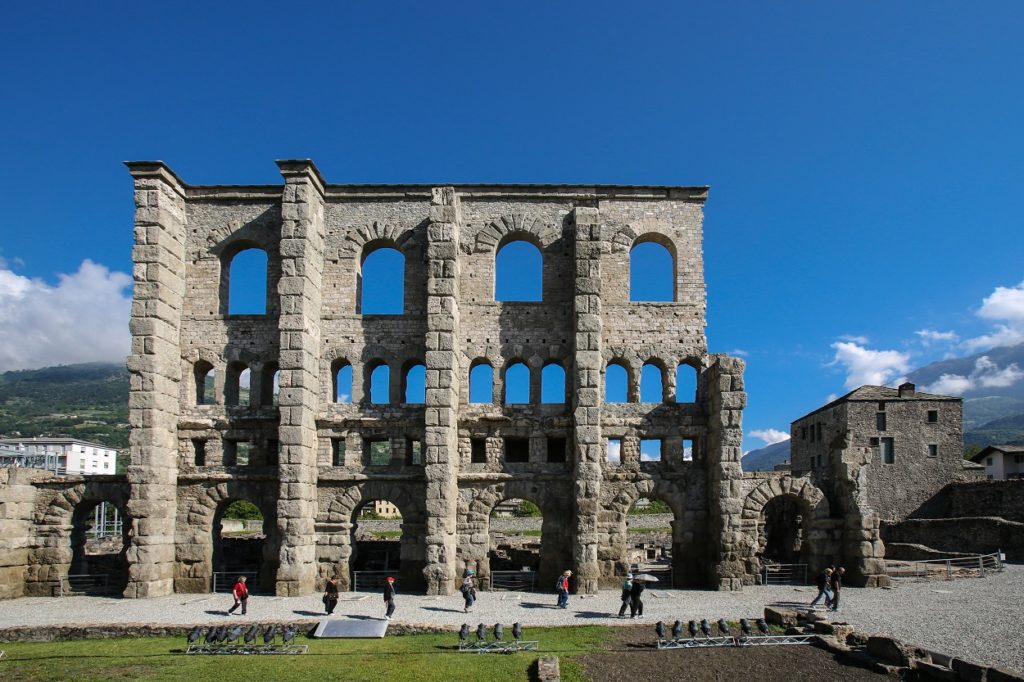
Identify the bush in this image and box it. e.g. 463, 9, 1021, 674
629, 499, 671, 515
223, 500, 263, 520
513, 500, 542, 517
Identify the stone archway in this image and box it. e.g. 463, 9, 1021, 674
316, 481, 426, 592
174, 481, 278, 594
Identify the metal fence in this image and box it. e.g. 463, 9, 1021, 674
489, 570, 536, 591
212, 571, 260, 593
58, 573, 111, 596
352, 571, 395, 592
885, 551, 1004, 582
760, 563, 807, 585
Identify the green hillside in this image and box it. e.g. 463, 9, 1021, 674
0, 362, 130, 455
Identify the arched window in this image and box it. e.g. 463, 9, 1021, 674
605, 363, 628, 403
541, 363, 565, 404
404, 363, 426, 404
640, 362, 664, 403
195, 361, 215, 405
675, 363, 698, 403
629, 240, 674, 302
504, 362, 530, 404
224, 362, 248, 406
260, 362, 280, 407
469, 362, 494, 404
495, 239, 542, 301
334, 361, 352, 403
369, 363, 391, 404
359, 246, 404, 314
227, 248, 268, 315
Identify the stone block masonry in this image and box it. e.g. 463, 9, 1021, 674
0, 160, 902, 599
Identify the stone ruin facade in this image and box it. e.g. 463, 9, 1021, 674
0, 160, 896, 600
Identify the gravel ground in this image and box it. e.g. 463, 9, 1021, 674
1, 565, 1020, 674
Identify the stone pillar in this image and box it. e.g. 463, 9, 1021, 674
274, 159, 326, 596
833, 433, 891, 587
571, 207, 603, 594
704, 355, 748, 590
422, 186, 462, 594
124, 161, 188, 598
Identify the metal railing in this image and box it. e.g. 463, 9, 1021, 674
58, 573, 110, 596
352, 571, 396, 592
213, 571, 260, 593
760, 563, 807, 585
489, 570, 536, 591
885, 551, 1004, 581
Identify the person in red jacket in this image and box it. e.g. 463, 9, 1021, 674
227, 575, 249, 615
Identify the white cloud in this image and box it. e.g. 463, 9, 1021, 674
915, 329, 959, 345
964, 280, 1024, 351
830, 341, 911, 390
749, 428, 790, 446
838, 334, 870, 345
728, 348, 749, 357
606, 440, 621, 464
923, 356, 1024, 396
0, 260, 132, 372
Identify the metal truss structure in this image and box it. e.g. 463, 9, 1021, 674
458, 639, 539, 654
656, 634, 815, 650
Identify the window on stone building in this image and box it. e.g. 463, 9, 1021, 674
878, 401, 886, 411
495, 239, 542, 302
223, 439, 251, 466
359, 246, 405, 314
629, 239, 675, 302
403, 362, 426, 404
683, 438, 696, 462
331, 438, 346, 466
801, 426, 807, 440
546, 437, 567, 463
880, 437, 895, 465
541, 363, 566, 404
365, 438, 391, 466
504, 437, 530, 463
675, 363, 698, 402
986, 457, 993, 466
260, 363, 280, 407
927, 410, 938, 423
195, 362, 216, 405
815, 423, 822, 442
369, 363, 390, 404
471, 438, 487, 464
224, 362, 249, 407
227, 247, 268, 315
334, 361, 352, 403
605, 362, 629, 403
640, 439, 662, 462
192, 438, 207, 466
469, 362, 494, 404
504, 362, 530, 404
406, 439, 422, 465
606, 438, 622, 465
876, 412, 887, 431
927, 444, 938, 458
640, 362, 664, 403
869, 437, 880, 446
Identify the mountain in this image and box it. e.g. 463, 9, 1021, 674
742, 439, 791, 472
0, 362, 130, 452
963, 412, 1024, 448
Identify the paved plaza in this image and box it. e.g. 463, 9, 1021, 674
1, 565, 1021, 675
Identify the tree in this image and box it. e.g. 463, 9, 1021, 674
223, 500, 262, 520
513, 500, 542, 517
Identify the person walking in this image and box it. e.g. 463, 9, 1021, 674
810, 567, 833, 607
556, 570, 572, 609
829, 567, 845, 611
629, 576, 646, 618
460, 569, 477, 613
227, 575, 248, 615
617, 574, 634, 618
322, 576, 339, 615
383, 576, 397, 620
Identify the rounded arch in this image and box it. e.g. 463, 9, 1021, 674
639, 360, 666, 403
224, 361, 250, 407
605, 361, 630, 403
629, 234, 676, 302
332, 358, 353, 403
402, 360, 426, 404
193, 359, 216, 406
741, 476, 830, 522
468, 358, 494, 404
674, 359, 700, 403
366, 360, 391, 405
358, 240, 406, 314
223, 246, 269, 315
503, 360, 531, 404
495, 235, 543, 302
541, 361, 566, 404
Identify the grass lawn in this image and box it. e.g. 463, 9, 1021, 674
370, 530, 403, 539
0, 626, 611, 682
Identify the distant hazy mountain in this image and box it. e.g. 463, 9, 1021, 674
0, 362, 129, 450
907, 343, 1024, 401
741, 439, 791, 472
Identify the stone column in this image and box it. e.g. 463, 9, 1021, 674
422, 186, 462, 594
571, 207, 603, 594
704, 355, 748, 590
124, 161, 188, 598
274, 159, 326, 596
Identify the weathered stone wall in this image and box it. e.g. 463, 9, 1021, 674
910, 479, 1024, 523
881, 517, 1024, 560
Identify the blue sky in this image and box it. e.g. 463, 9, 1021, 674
2, 2, 1023, 452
